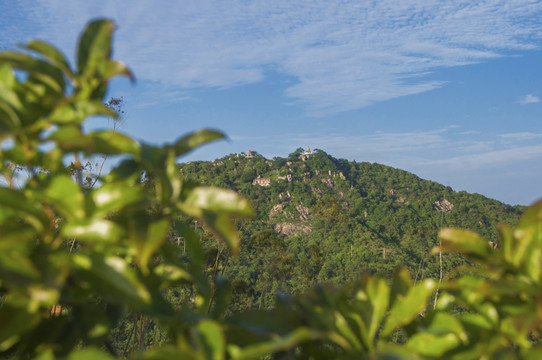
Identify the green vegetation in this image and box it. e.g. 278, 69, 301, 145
0, 19, 541, 359
179, 149, 524, 307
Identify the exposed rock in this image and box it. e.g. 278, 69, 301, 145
321, 178, 334, 188
397, 196, 410, 205
315, 169, 320, 176
295, 204, 310, 221
274, 223, 313, 236
311, 187, 322, 198
277, 174, 293, 183
435, 198, 454, 214
338, 191, 345, 199
269, 204, 284, 219
339, 171, 346, 180
269, 203, 294, 220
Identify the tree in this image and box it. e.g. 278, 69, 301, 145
0, 19, 252, 358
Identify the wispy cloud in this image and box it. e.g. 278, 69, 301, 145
419, 144, 542, 171
518, 94, 540, 104
2, 1, 542, 114
285, 126, 542, 172
500, 132, 542, 140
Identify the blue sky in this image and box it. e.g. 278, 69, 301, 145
1, 1, 542, 205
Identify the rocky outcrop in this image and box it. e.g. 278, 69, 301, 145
269, 204, 284, 219
269, 203, 294, 220
277, 174, 292, 182
274, 223, 313, 236
321, 178, 334, 188
435, 198, 454, 214
295, 204, 310, 221
311, 187, 322, 198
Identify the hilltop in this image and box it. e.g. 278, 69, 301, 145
178, 148, 524, 308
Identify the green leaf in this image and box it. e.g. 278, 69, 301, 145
360, 277, 390, 346
106, 159, 140, 180
137, 346, 195, 359
73, 254, 151, 308
228, 327, 320, 360
34, 348, 55, 360
427, 312, 468, 343
43, 175, 85, 220
171, 129, 225, 157
0, 97, 22, 130
210, 277, 232, 319
390, 267, 413, 301
0, 51, 65, 93
87, 130, 140, 156
179, 186, 254, 218
77, 19, 113, 76
0, 304, 41, 352
102, 59, 134, 82
165, 149, 182, 202
521, 346, 542, 360
91, 181, 143, 217
0, 63, 16, 89
48, 125, 88, 150
67, 347, 116, 360
202, 211, 240, 255
174, 221, 204, 267
497, 223, 516, 265
381, 279, 437, 338
49, 100, 116, 124
516, 198, 542, 231
192, 320, 226, 360
0, 252, 40, 289
153, 263, 193, 283
407, 332, 461, 357
438, 228, 493, 261
61, 218, 125, 244
0, 187, 47, 231
0, 65, 23, 130
22, 40, 74, 79
136, 218, 171, 272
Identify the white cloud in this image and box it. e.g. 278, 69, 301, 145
500, 132, 542, 140
2, 1, 542, 114
418, 144, 542, 171
285, 126, 542, 172
518, 94, 541, 104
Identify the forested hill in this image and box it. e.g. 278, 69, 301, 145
178, 148, 525, 308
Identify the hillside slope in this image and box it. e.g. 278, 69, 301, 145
178, 148, 524, 308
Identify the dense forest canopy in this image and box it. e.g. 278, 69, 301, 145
178, 149, 524, 309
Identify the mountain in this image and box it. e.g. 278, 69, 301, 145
178, 148, 524, 309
